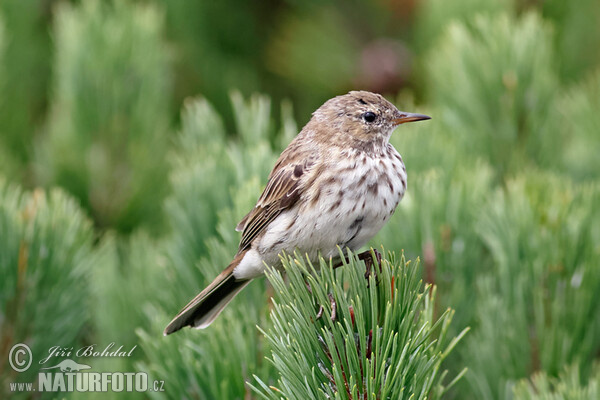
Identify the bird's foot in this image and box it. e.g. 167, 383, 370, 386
315, 293, 337, 322
312, 249, 381, 323
307, 280, 337, 322
358, 249, 382, 284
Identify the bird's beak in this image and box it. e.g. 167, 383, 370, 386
392, 112, 431, 126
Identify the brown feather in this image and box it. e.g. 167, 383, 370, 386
237, 154, 315, 251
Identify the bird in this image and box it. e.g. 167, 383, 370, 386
164, 91, 430, 335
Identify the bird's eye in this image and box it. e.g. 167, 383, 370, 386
363, 112, 377, 123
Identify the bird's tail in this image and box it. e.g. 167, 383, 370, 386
163, 252, 249, 335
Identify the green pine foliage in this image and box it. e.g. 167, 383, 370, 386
374, 165, 494, 332
36, 0, 171, 234
88, 231, 166, 385
1, 1, 600, 399
266, 7, 358, 101
138, 222, 272, 399
542, 0, 600, 82
0, 16, 14, 178
554, 70, 600, 181
157, 0, 265, 124
252, 250, 467, 400
165, 98, 234, 259
415, 0, 513, 51
388, 104, 459, 175
0, 182, 98, 399
0, 0, 51, 183
513, 363, 600, 400
464, 174, 600, 399
135, 95, 288, 399
163, 93, 282, 305
426, 13, 559, 178
0, 13, 22, 180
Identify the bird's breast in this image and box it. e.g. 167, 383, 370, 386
257, 146, 407, 262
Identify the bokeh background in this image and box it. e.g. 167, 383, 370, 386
1, 0, 600, 398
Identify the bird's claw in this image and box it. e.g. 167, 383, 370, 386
316, 304, 324, 320
314, 293, 337, 322
328, 293, 336, 322
311, 249, 381, 323
308, 280, 336, 322
359, 249, 383, 284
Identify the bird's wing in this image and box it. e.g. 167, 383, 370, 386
236, 154, 315, 252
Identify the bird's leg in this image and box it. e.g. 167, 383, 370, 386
313, 249, 382, 323
313, 250, 382, 323
358, 249, 382, 281
331, 249, 382, 288
332, 249, 382, 275
332, 258, 345, 269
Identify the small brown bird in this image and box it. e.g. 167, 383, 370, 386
164, 91, 430, 335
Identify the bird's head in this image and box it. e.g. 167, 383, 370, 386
311, 90, 430, 152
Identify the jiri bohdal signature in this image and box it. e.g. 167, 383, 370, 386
39, 343, 137, 365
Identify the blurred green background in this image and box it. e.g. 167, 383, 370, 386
1, 0, 600, 398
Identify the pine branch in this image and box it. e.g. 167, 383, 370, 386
427, 12, 559, 177
0, 182, 98, 399
513, 363, 600, 400
252, 248, 467, 400
37, 0, 171, 233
